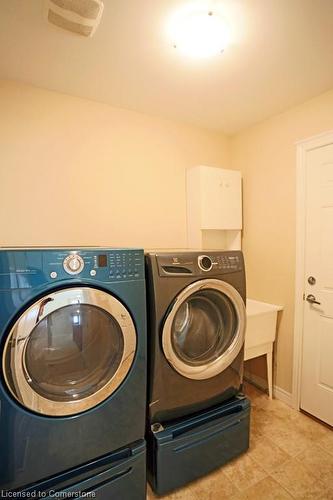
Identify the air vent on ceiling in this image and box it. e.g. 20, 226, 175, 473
46, 0, 104, 37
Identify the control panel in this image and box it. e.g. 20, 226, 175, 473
0, 248, 144, 289
156, 251, 243, 277
48, 250, 144, 281
215, 253, 241, 272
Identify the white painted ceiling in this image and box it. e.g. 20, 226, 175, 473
0, 0, 333, 133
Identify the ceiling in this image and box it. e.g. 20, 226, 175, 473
0, 0, 333, 133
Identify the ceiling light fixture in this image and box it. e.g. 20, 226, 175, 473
167, 4, 230, 59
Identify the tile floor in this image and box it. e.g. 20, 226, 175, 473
147, 382, 333, 500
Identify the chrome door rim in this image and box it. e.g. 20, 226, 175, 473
162, 279, 246, 380
2, 287, 136, 416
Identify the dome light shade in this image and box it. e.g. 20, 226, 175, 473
167, 5, 230, 58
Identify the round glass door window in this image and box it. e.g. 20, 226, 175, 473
162, 279, 246, 380
25, 304, 124, 402
3, 288, 136, 416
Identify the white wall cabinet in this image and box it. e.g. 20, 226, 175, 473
186, 165, 242, 249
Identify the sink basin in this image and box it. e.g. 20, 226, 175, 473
245, 299, 283, 350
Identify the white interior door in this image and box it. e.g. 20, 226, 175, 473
301, 142, 333, 426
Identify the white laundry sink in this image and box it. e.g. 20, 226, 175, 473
244, 299, 283, 398
245, 299, 283, 350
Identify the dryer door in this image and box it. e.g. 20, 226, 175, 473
2, 287, 136, 416
162, 279, 245, 380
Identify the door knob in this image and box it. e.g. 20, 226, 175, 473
306, 294, 321, 305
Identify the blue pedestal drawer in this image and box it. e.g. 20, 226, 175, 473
16, 440, 146, 500
147, 395, 250, 496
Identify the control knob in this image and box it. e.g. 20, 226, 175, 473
198, 255, 213, 272
63, 254, 84, 275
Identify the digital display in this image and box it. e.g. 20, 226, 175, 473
98, 254, 107, 268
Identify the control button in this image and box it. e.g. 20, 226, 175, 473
50, 271, 57, 279
63, 254, 84, 275
90, 269, 97, 277
198, 255, 213, 272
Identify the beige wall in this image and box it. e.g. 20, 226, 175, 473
0, 80, 229, 248
231, 88, 333, 393
2, 79, 333, 395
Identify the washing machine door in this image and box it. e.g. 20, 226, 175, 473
2, 287, 136, 416
162, 279, 246, 380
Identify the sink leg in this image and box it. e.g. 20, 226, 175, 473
267, 350, 273, 399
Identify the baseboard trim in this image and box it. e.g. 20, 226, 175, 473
244, 371, 268, 394
273, 385, 293, 407
244, 371, 293, 407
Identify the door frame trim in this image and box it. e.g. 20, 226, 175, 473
293, 129, 333, 410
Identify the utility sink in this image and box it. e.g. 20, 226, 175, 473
244, 299, 283, 398
245, 299, 283, 350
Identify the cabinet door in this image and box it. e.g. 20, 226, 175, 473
200, 167, 242, 230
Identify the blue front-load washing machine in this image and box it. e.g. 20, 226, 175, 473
0, 248, 146, 497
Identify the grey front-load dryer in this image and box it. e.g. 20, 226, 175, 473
145, 250, 246, 424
